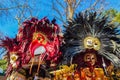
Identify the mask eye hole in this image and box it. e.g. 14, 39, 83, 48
37, 37, 41, 40
87, 58, 90, 60
92, 57, 95, 60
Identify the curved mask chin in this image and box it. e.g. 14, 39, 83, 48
34, 46, 46, 55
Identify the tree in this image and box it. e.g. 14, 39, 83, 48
104, 9, 120, 27
0, 0, 32, 25
52, 0, 107, 26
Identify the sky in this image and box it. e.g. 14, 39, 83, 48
0, 0, 120, 37
0, 0, 120, 58
0, 0, 120, 38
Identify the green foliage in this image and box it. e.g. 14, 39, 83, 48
105, 9, 118, 17
0, 59, 7, 72
113, 13, 120, 23
104, 8, 120, 24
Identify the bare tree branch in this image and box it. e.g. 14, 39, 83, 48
53, 8, 65, 24
56, 0, 65, 9
74, 0, 81, 9
97, 0, 105, 13
0, 5, 23, 10
52, 1, 65, 24
65, 0, 75, 19
0, 0, 36, 25
15, 15, 21, 26
86, 0, 99, 11
53, 15, 66, 25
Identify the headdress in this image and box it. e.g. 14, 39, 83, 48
17, 17, 62, 73
0, 17, 62, 76
62, 11, 120, 68
0, 37, 21, 76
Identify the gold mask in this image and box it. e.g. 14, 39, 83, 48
84, 36, 101, 50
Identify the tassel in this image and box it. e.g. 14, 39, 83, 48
37, 53, 46, 73
29, 58, 34, 74
37, 58, 42, 73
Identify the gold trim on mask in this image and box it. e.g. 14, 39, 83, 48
84, 36, 101, 50
32, 32, 47, 45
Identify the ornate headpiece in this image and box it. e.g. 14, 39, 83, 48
0, 37, 22, 76
62, 11, 120, 68
0, 17, 62, 76
17, 17, 62, 73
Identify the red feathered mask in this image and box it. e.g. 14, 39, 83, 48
18, 17, 62, 73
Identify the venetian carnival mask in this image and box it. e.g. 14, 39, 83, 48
10, 52, 18, 68
29, 32, 49, 73
29, 32, 48, 56
84, 53, 97, 66
84, 36, 101, 50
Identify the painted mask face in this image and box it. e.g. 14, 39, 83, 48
84, 53, 96, 66
84, 36, 101, 50
33, 32, 47, 44
30, 32, 48, 56
10, 52, 18, 68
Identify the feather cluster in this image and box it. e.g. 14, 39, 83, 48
63, 11, 120, 68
